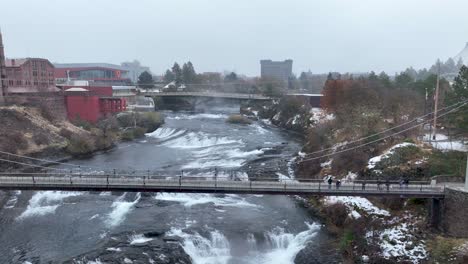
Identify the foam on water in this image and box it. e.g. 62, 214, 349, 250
155, 193, 258, 208
167, 113, 228, 120
129, 234, 153, 244
168, 223, 320, 264
18, 191, 82, 220
163, 132, 242, 149
146, 127, 186, 141
181, 159, 245, 169
106, 193, 141, 227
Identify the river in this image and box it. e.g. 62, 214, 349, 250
0, 103, 337, 264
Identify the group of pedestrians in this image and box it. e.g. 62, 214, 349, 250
327, 176, 341, 189
325, 176, 410, 191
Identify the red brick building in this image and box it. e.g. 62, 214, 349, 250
4, 58, 58, 94
64, 87, 126, 123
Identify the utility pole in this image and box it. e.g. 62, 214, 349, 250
432, 61, 440, 140
465, 154, 468, 191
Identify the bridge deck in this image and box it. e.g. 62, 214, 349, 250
0, 175, 445, 198
143, 91, 272, 100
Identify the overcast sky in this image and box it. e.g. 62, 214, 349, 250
1, 0, 467, 76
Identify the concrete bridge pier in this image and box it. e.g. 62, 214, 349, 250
429, 198, 444, 229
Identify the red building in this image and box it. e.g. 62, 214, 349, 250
65, 88, 126, 123
54, 63, 131, 86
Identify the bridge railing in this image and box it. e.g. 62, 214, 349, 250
0, 173, 444, 195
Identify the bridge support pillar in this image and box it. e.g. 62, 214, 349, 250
442, 187, 468, 238
429, 198, 443, 229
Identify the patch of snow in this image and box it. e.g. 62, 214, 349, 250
324, 196, 390, 217
320, 159, 332, 168
309, 108, 335, 124
298, 151, 306, 158
423, 133, 467, 152
273, 112, 281, 121
376, 223, 427, 262
106, 247, 121, 252
343, 171, 358, 182
349, 210, 362, 219
368, 142, 416, 169
292, 114, 301, 125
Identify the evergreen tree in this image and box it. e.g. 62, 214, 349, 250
446, 65, 468, 130
378, 71, 392, 88
182, 61, 197, 84
395, 72, 414, 89
163, 69, 175, 83
224, 72, 238, 82
172, 62, 183, 85
137, 71, 154, 89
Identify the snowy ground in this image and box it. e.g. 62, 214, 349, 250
366, 215, 427, 263
323, 196, 390, 218
367, 142, 416, 169
423, 133, 468, 152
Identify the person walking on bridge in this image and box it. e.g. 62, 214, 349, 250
336, 179, 341, 190
327, 176, 333, 189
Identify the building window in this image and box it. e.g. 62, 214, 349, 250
33, 71, 38, 77
16, 80, 22, 85
34, 81, 38, 86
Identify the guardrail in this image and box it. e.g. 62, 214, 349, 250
141, 91, 272, 100
0, 173, 445, 198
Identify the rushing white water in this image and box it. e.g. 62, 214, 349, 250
146, 127, 186, 141
106, 193, 141, 227
4, 190, 21, 209
169, 228, 231, 264
18, 191, 82, 220
168, 223, 320, 264
128, 234, 153, 244
259, 223, 320, 264
167, 113, 228, 120
155, 193, 259, 208
163, 132, 242, 149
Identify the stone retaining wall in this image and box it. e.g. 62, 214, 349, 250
443, 187, 468, 238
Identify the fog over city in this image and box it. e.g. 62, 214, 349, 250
1, 0, 468, 75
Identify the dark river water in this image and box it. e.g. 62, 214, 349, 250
0, 103, 337, 264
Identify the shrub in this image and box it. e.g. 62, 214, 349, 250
59, 128, 73, 139
324, 203, 348, 227
136, 112, 164, 132
428, 150, 466, 176
133, 127, 147, 138
11, 132, 28, 151
226, 114, 252, 125
66, 134, 95, 156
120, 127, 147, 141
38, 103, 60, 122
32, 133, 49, 145
72, 116, 93, 131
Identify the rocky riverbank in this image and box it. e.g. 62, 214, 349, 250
0, 106, 164, 171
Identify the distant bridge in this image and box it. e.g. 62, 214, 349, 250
142, 91, 273, 100
0, 173, 445, 198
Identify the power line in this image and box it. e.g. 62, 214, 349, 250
297, 102, 467, 163
0, 157, 69, 171
301, 99, 468, 158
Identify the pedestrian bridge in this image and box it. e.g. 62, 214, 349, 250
0, 173, 445, 198
142, 91, 273, 100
